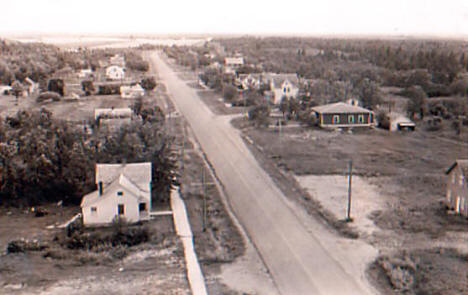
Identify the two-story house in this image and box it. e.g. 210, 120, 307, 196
445, 160, 468, 216
81, 163, 152, 225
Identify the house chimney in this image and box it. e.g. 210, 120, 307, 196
98, 181, 103, 196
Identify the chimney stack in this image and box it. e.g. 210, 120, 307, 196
98, 181, 103, 196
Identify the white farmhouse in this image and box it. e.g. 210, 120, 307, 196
106, 65, 125, 80
81, 163, 152, 225
265, 73, 299, 104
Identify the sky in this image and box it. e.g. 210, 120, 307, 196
1, 0, 467, 37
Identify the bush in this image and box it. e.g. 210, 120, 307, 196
81, 80, 95, 96
7, 239, 48, 254
37, 91, 61, 102
377, 111, 390, 130
223, 84, 237, 102
98, 84, 121, 95
248, 103, 270, 127
47, 79, 65, 96
378, 254, 418, 291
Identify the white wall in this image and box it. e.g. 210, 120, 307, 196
82, 185, 147, 225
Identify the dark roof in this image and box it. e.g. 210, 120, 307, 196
311, 102, 373, 114
446, 159, 468, 176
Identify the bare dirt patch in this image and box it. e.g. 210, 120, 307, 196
0, 214, 189, 295
296, 175, 387, 236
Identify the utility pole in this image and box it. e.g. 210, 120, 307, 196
346, 160, 353, 222
202, 167, 207, 232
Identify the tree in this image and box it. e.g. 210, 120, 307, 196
11, 81, 23, 104
248, 103, 270, 128
140, 77, 157, 92
353, 78, 382, 109
81, 80, 95, 96
405, 85, 427, 120
48, 79, 65, 96
223, 84, 237, 102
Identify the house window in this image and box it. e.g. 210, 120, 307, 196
447, 190, 452, 203
118, 204, 125, 215
358, 115, 365, 123
348, 115, 355, 124
139, 203, 147, 212
91, 207, 97, 215
460, 175, 464, 187
332, 115, 340, 124
453, 173, 457, 184
117, 191, 123, 196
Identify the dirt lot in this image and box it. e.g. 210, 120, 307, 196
0, 210, 190, 295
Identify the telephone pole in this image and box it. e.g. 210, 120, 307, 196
346, 160, 353, 222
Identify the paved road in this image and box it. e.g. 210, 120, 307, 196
150, 52, 373, 295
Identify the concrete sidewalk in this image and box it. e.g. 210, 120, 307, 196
171, 189, 208, 295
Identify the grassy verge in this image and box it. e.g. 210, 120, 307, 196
196, 89, 245, 115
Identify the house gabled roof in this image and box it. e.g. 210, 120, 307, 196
446, 159, 468, 176
94, 108, 132, 120
265, 73, 299, 88
311, 102, 373, 114
81, 174, 149, 208
225, 57, 244, 65
96, 162, 151, 189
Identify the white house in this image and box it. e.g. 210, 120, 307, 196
120, 84, 145, 98
265, 73, 299, 104
81, 162, 152, 225
224, 57, 244, 74
0, 85, 12, 95
106, 65, 125, 80
78, 69, 94, 79
238, 74, 263, 90
110, 54, 126, 67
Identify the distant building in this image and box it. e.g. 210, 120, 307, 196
95, 107, 132, 127
238, 74, 264, 90
311, 102, 375, 128
109, 54, 126, 67
225, 57, 244, 68
106, 65, 125, 80
445, 160, 468, 217
0, 85, 12, 95
224, 57, 244, 74
81, 163, 152, 225
120, 84, 145, 98
265, 73, 299, 104
388, 113, 416, 131
78, 69, 94, 79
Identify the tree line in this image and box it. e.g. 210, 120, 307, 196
0, 108, 176, 207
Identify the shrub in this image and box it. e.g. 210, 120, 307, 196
378, 254, 418, 291
98, 84, 121, 95
47, 79, 65, 96
248, 103, 270, 127
377, 111, 390, 130
37, 91, 61, 102
222, 84, 237, 102
81, 80, 95, 96
7, 239, 48, 254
